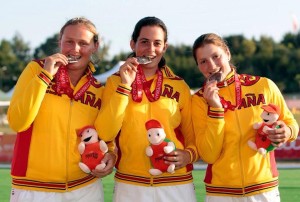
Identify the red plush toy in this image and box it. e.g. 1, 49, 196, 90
145, 119, 175, 176
76, 125, 108, 173
248, 104, 280, 156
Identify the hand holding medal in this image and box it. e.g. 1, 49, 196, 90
203, 71, 223, 108
43, 53, 69, 76
203, 71, 242, 111
119, 57, 139, 86
119, 56, 153, 86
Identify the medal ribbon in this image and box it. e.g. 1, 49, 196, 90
219, 73, 242, 111
132, 65, 163, 102
54, 66, 94, 100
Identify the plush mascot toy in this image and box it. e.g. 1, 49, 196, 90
248, 104, 280, 156
145, 119, 176, 176
76, 125, 108, 173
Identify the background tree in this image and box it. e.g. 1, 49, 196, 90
33, 34, 59, 59
93, 39, 112, 75
0, 33, 31, 92
164, 44, 203, 88
281, 32, 300, 49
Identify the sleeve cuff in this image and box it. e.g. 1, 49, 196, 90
207, 106, 225, 119
116, 83, 131, 96
288, 125, 298, 142
185, 148, 198, 164
38, 70, 53, 86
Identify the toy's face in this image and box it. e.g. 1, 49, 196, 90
147, 128, 166, 145
80, 128, 98, 144
261, 110, 279, 124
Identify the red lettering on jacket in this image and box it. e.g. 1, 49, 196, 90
161, 84, 180, 102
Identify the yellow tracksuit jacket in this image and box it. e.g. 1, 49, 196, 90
192, 70, 299, 197
97, 65, 199, 186
7, 60, 119, 192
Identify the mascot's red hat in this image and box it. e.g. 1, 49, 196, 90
145, 119, 162, 130
76, 125, 96, 137
261, 104, 280, 115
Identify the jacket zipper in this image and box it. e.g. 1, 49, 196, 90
228, 84, 246, 196
65, 99, 74, 190
147, 94, 154, 186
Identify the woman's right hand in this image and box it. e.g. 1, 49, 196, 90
119, 57, 139, 86
203, 80, 222, 108
43, 53, 69, 76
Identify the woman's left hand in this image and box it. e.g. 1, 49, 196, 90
267, 121, 291, 147
91, 152, 116, 178
164, 149, 191, 169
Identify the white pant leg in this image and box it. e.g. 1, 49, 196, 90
113, 181, 196, 202
205, 187, 280, 202
155, 182, 197, 202
250, 188, 280, 202
113, 182, 153, 202
10, 179, 104, 202
64, 179, 104, 202
10, 188, 59, 202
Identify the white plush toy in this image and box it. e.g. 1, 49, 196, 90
145, 119, 176, 176
76, 125, 108, 173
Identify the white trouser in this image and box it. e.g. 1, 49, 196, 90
10, 179, 104, 202
113, 181, 197, 202
205, 187, 280, 202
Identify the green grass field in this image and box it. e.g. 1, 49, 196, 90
1, 168, 299, 202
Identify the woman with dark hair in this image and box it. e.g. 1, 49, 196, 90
96, 16, 199, 202
191, 33, 299, 202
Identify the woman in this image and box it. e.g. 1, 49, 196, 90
96, 16, 199, 202
7, 17, 117, 202
191, 33, 299, 202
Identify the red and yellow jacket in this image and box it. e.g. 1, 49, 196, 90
97, 66, 199, 187
7, 60, 119, 192
192, 70, 299, 197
